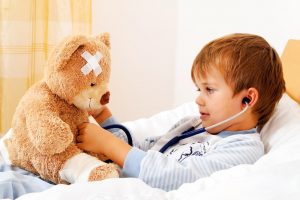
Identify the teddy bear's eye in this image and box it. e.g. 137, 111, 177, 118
90, 83, 96, 87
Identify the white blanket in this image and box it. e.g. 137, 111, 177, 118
18, 160, 300, 200
17, 94, 300, 200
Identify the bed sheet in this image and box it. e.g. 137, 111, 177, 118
0, 161, 54, 199
15, 159, 300, 200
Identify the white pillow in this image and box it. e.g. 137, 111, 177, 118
260, 93, 300, 153
122, 102, 198, 143
124, 93, 300, 154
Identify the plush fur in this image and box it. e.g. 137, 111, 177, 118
2, 34, 119, 184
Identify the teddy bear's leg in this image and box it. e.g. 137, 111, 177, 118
30, 144, 81, 184
1, 131, 38, 174
59, 152, 119, 183
29, 144, 119, 184
87, 163, 119, 181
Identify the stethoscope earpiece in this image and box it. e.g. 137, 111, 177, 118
242, 97, 251, 104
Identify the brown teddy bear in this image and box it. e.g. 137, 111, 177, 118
0, 34, 119, 184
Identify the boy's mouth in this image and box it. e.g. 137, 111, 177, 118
200, 112, 210, 120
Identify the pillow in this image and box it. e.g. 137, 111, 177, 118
260, 93, 300, 153
122, 102, 198, 143
123, 93, 300, 154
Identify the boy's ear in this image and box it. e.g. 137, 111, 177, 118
244, 87, 259, 106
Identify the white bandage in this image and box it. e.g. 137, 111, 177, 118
59, 153, 107, 183
81, 51, 103, 76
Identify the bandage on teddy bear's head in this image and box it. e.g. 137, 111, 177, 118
45, 34, 111, 111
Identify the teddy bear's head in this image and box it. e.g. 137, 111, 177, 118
45, 34, 111, 112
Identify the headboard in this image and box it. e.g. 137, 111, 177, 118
281, 39, 300, 104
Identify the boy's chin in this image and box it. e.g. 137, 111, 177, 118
203, 122, 227, 134
205, 128, 220, 135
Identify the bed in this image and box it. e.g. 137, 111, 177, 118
4, 40, 300, 200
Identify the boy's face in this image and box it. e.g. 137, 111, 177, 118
194, 67, 247, 133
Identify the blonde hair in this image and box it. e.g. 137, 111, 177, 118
191, 33, 285, 128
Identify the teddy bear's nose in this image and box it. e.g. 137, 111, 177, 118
90, 83, 96, 87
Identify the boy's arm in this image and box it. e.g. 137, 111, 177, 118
90, 106, 112, 124
122, 135, 264, 191
77, 122, 132, 167
98, 131, 132, 167
93, 107, 161, 151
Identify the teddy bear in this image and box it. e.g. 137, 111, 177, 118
0, 33, 119, 184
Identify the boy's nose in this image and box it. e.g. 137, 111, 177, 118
195, 94, 205, 106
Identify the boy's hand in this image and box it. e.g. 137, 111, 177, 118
77, 122, 132, 167
77, 123, 105, 154
88, 106, 112, 124
87, 107, 105, 118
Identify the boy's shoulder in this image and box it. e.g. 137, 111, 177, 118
215, 131, 263, 150
169, 115, 201, 132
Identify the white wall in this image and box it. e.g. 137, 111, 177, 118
92, 0, 177, 121
93, 0, 300, 121
174, 0, 300, 106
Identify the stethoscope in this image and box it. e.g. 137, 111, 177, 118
103, 124, 133, 146
158, 98, 250, 153
88, 116, 133, 146
103, 98, 250, 154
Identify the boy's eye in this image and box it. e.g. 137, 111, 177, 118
196, 88, 201, 92
206, 87, 214, 93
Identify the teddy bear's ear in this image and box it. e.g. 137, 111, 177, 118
96, 33, 110, 49
47, 35, 89, 72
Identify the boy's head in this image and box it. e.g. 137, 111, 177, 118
192, 33, 285, 131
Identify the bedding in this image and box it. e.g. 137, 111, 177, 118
13, 93, 300, 200
3, 38, 300, 200
0, 164, 53, 198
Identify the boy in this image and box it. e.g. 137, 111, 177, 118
77, 33, 286, 191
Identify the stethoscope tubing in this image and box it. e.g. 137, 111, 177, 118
103, 124, 133, 146
159, 103, 249, 153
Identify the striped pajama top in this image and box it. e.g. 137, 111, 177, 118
102, 116, 264, 191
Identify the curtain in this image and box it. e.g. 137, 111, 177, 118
0, 0, 92, 135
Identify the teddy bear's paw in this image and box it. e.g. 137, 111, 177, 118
88, 163, 119, 181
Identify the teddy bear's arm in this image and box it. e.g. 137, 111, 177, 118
26, 110, 74, 155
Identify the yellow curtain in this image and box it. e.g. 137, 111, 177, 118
0, 0, 92, 135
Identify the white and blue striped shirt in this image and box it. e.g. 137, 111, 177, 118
102, 116, 264, 191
